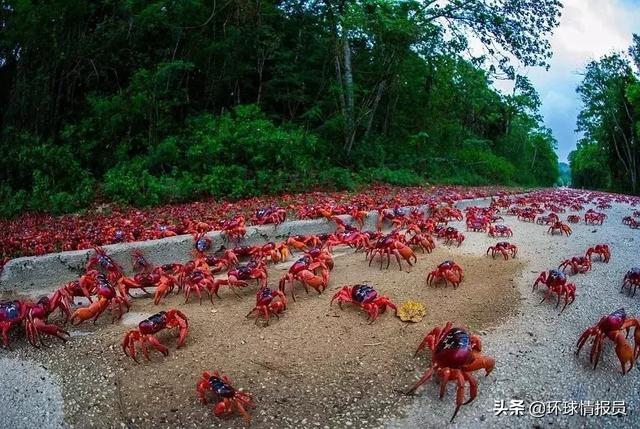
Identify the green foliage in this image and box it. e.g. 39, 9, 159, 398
359, 168, 424, 187
103, 158, 165, 206
0, 0, 564, 216
201, 166, 253, 199
572, 41, 640, 194
569, 143, 611, 190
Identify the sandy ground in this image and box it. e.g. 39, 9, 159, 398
0, 241, 522, 429
389, 202, 640, 429
1, 198, 639, 429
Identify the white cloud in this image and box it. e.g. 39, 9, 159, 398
524, 0, 640, 161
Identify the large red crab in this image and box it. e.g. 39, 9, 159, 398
486, 242, 517, 260
131, 249, 153, 273
70, 273, 130, 324
586, 244, 610, 263
204, 250, 239, 274
487, 224, 512, 237
559, 256, 592, 275
287, 234, 324, 251
250, 241, 289, 264
180, 263, 216, 304
366, 233, 417, 270
211, 260, 268, 297
577, 308, 640, 373
567, 215, 581, 224
251, 207, 287, 225
621, 268, 640, 297
405, 231, 436, 254
406, 322, 495, 422
86, 246, 124, 283
197, 371, 254, 423
278, 255, 330, 300
376, 207, 410, 231
0, 297, 69, 347
532, 270, 576, 311
330, 284, 396, 323
585, 210, 607, 225
536, 213, 559, 225
122, 309, 188, 362
548, 221, 572, 236
325, 230, 371, 252
440, 227, 465, 247
427, 261, 464, 288
246, 287, 287, 325
220, 215, 247, 243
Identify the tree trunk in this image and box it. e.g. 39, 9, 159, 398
364, 80, 386, 140
342, 35, 355, 154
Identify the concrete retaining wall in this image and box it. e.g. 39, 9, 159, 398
0, 196, 496, 295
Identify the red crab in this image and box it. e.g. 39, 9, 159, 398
287, 234, 322, 251
181, 263, 216, 304
376, 207, 409, 231
278, 255, 330, 300
330, 284, 396, 323
586, 244, 610, 263
559, 256, 592, 275
86, 247, 124, 283
437, 206, 464, 221
0, 297, 70, 347
324, 230, 371, 252
151, 264, 182, 304
49, 279, 97, 322
193, 232, 212, 256
306, 247, 335, 271
548, 221, 572, 236
487, 224, 513, 237
348, 206, 369, 227
406, 322, 495, 422
251, 207, 286, 225
246, 287, 287, 325
585, 210, 606, 225
465, 218, 489, 232
70, 274, 130, 324
621, 268, 640, 297
486, 242, 517, 260
366, 233, 417, 270
220, 215, 246, 243
122, 309, 188, 362
211, 260, 269, 297
406, 231, 436, 253
517, 210, 537, 222
204, 250, 239, 274
532, 270, 576, 311
567, 215, 581, 224
440, 227, 465, 247
577, 308, 640, 373
250, 241, 289, 264
197, 371, 254, 423
426, 261, 464, 288
536, 213, 559, 225
131, 249, 153, 273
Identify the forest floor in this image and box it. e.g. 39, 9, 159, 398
1, 197, 640, 429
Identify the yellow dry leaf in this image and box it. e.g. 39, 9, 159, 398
396, 300, 427, 322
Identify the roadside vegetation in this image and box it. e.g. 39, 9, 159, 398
0, 1, 563, 217
570, 34, 640, 195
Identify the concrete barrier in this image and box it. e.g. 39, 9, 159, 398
0, 196, 497, 295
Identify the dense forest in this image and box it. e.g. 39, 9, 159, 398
570, 34, 640, 195
0, 0, 563, 217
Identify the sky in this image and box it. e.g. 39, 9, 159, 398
514, 0, 640, 162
